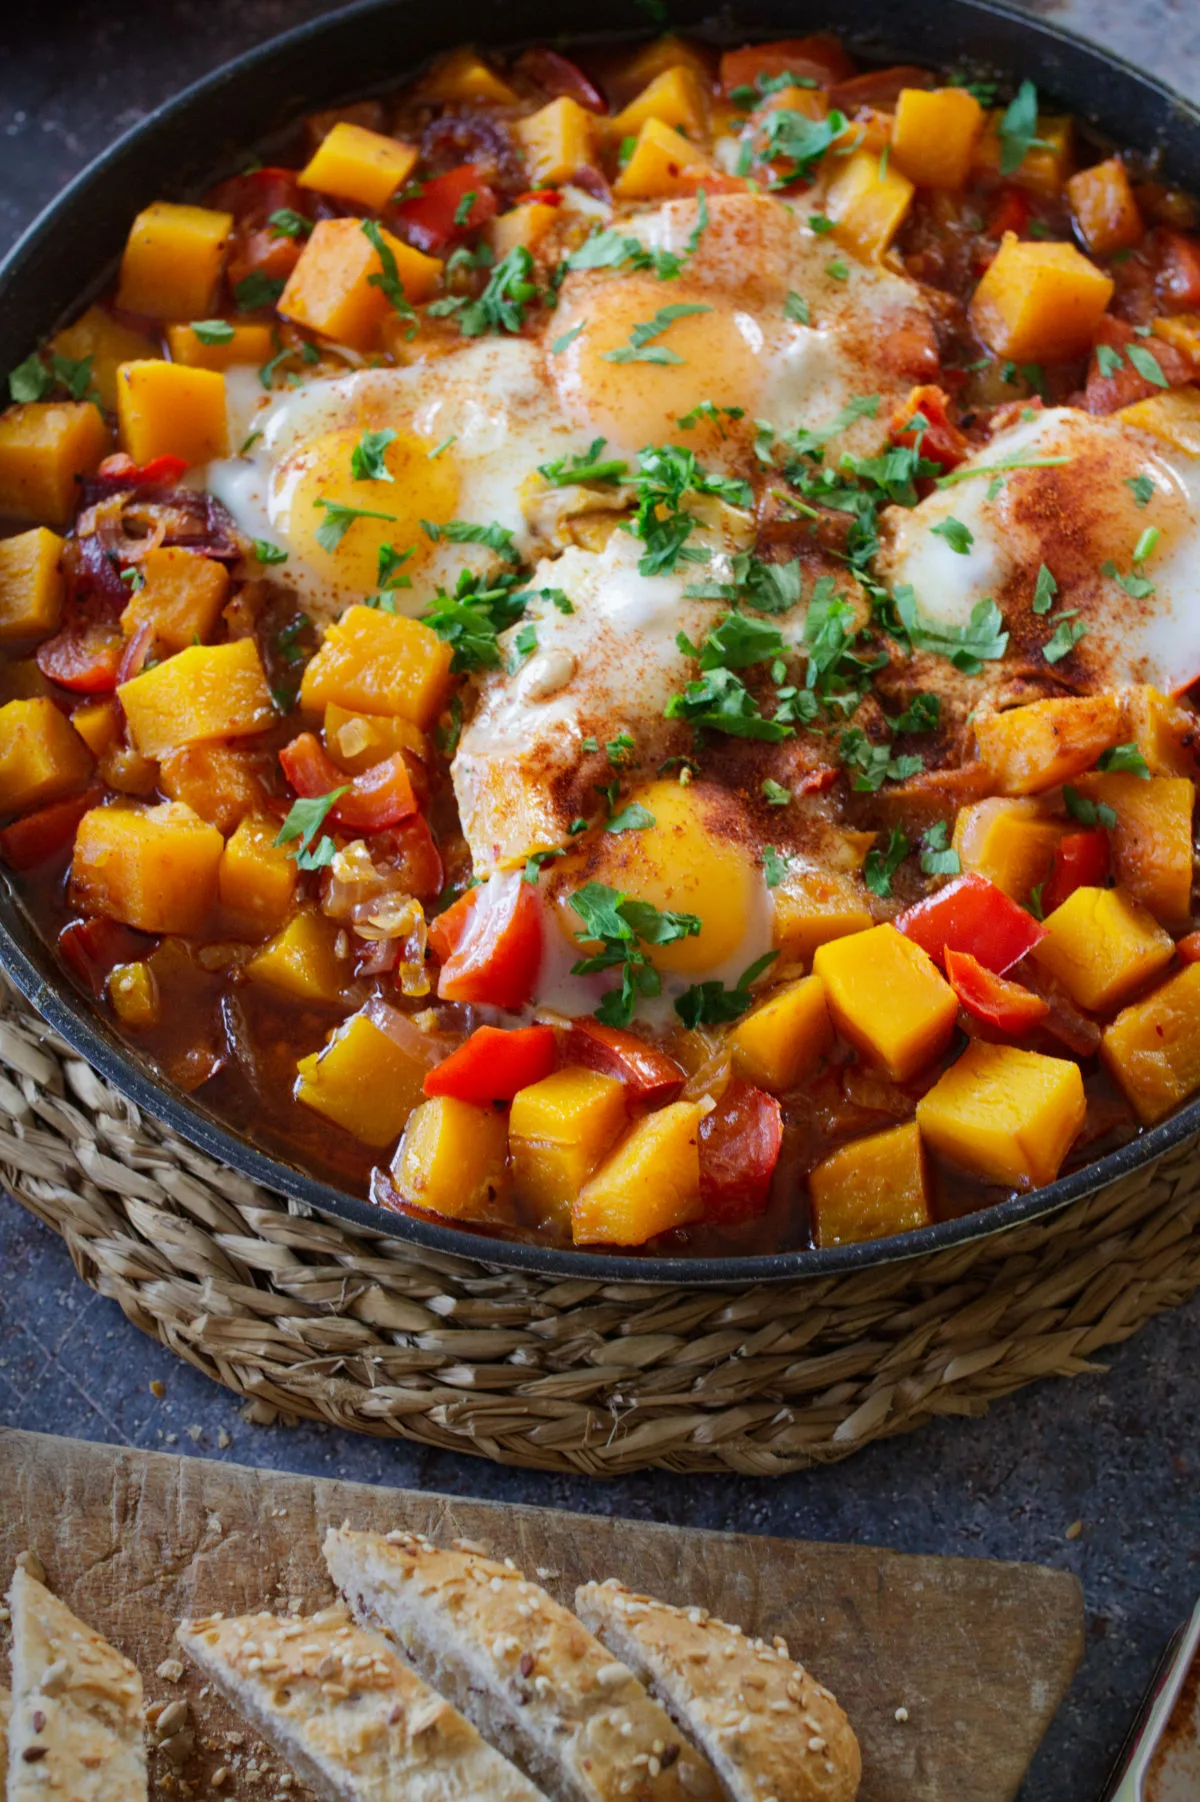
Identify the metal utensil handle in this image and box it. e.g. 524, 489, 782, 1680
1101, 1597, 1200, 1801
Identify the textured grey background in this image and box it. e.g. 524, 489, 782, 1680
2, 3, 1199, 1797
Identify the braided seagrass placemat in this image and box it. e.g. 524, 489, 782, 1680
4, 974, 1200, 1475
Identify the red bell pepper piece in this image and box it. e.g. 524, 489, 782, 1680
987, 186, 1033, 240
1157, 229, 1200, 309
1177, 930, 1200, 962
58, 916, 147, 995
96, 452, 190, 488
699, 1079, 783, 1224
890, 384, 967, 473
393, 166, 498, 255
429, 872, 543, 1009
36, 614, 126, 694
945, 949, 1050, 1034
370, 814, 444, 903
1041, 829, 1110, 917
279, 733, 418, 831
562, 1017, 685, 1105
719, 35, 855, 95
896, 871, 1046, 973
0, 788, 102, 871
423, 1023, 557, 1104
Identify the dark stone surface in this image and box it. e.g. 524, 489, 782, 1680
2, 4, 1199, 1797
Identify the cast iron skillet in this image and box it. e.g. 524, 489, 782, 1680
2, 0, 1199, 1284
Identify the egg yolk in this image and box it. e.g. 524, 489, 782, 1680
272, 424, 459, 593
551, 277, 763, 460
552, 778, 761, 975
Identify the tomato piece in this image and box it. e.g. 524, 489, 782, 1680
795, 765, 839, 796
393, 165, 498, 255
37, 614, 125, 694
431, 872, 543, 1009
514, 47, 607, 112
423, 1023, 557, 1104
830, 65, 935, 112
719, 35, 854, 96
371, 814, 444, 902
209, 166, 305, 229
896, 871, 1046, 973
1158, 229, 1200, 309
58, 916, 147, 995
96, 452, 190, 489
1041, 829, 1110, 916
513, 189, 563, 208
986, 186, 1033, 239
562, 1018, 685, 1105
890, 384, 967, 473
945, 949, 1050, 1034
279, 733, 418, 831
698, 1079, 783, 1224
1176, 930, 1200, 963
0, 788, 102, 871
1085, 316, 1192, 414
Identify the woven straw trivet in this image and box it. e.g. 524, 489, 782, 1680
4, 974, 1200, 1475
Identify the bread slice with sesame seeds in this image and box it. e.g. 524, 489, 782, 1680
576, 1581, 861, 1802
177, 1604, 547, 1802
324, 1528, 723, 1802
6, 1564, 147, 1801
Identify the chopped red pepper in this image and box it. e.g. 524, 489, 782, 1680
896, 871, 1046, 973
890, 384, 967, 473
986, 186, 1034, 240
513, 189, 563, 208
562, 1017, 685, 1105
945, 949, 1050, 1034
429, 872, 543, 1009
58, 916, 147, 995
393, 165, 498, 255
699, 1079, 783, 1224
423, 1023, 557, 1104
370, 814, 444, 902
96, 452, 190, 488
37, 613, 126, 694
0, 788, 102, 872
1041, 829, 1110, 917
1157, 229, 1200, 309
279, 733, 418, 831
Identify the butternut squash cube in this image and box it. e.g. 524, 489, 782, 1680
729, 974, 833, 1092
1031, 884, 1174, 1011
609, 66, 709, 147
300, 604, 452, 729
116, 360, 227, 467
1072, 771, 1195, 930
71, 696, 120, 759
299, 121, 418, 211
953, 795, 1063, 900
323, 704, 427, 775
1118, 386, 1200, 456
613, 118, 717, 201
809, 1120, 932, 1247
1102, 961, 1200, 1124
509, 1066, 629, 1229
158, 743, 267, 833
974, 694, 1123, 795
824, 150, 914, 262
974, 112, 1073, 198
165, 320, 276, 372
617, 35, 714, 98
390, 1094, 511, 1223
279, 217, 442, 353
491, 202, 560, 260
1067, 157, 1143, 256
917, 1041, 1085, 1189
1121, 685, 1197, 777
969, 234, 1114, 363
771, 865, 874, 962
295, 1009, 429, 1146
0, 528, 64, 641
116, 202, 234, 319
245, 907, 348, 1006
107, 959, 160, 1030
119, 545, 229, 651
891, 87, 984, 190
1152, 313, 1200, 365
417, 49, 520, 108
119, 638, 275, 759
0, 696, 93, 814
218, 814, 298, 933
70, 800, 223, 934
813, 923, 958, 1082
572, 1100, 705, 1245
516, 97, 598, 188
0, 401, 110, 526
48, 306, 157, 411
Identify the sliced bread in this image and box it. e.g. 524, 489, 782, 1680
178, 1604, 547, 1802
576, 1580, 861, 1802
7, 1564, 147, 1801
324, 1527, 722, 1802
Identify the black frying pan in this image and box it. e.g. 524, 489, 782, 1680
2, 0, 1198, 1284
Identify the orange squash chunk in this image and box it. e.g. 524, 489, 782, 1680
917, 1042, 1085, 1189
279, 217, 442, 352
300, 604, 452, 729
116, 202, 233, 319
891, 87, 984, 190
119, 546, 229, 652
809, 1121, 932, 1247
813, 923, 958, 1082
0, 402, 110, 526
572, 1101, 705, 1245
509, 1067, 629, 1231
71, 801, 224, 934
0, 696, 93, 814
1067, 157, 1143, 256
953, 796, 1063, 901
116, 361, 228, 466
1031, 885, 1174, 1012
974, 695, 1123, 795
218, 814, 297, 934
0, 528, 64, 641
390, 1095, 512, 1223
970, 234, 1113, 362
729, 975, 833, 1092
1102, 961, 1200, 1124
1072, 771, 1195, 931
295, 1010, 430, 1147
119, 639, 276, 759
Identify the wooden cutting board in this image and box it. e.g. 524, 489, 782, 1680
0, 1428, 1082, 1802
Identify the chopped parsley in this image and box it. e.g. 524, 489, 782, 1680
762, 846, 791, 887
190, 319, 236, 344
1095, 343, 1124, 379
523, 847, 566, 884
1032, 562, 1057, 615
568, 881, 702, 1028
454, 245, 540, 337
420, 517, 519, 561
864, 827, 909, 898
894, 587, 1009, 675
350, 428, 398, 483
268, 208, 312, 240
252, 538, 288, 565
935, 453, 1070, 489
629, 444, 752, 576
313, 497, 398, 553
508, 621, 538, 671
233, 271, 286, 310
539, 439, 629, 486
784, 291, 811, 324
838, 728, 924, 793
675, 951, 779, 1028
602, 303, 712, 366
1064, 786, 1118, 829
1042, 611, 1087, 663
1133, 525, 1160, 565
1126, 474, 1155, 508
565, 191, 709, 283
361, 219, 416, 321
551, 323, 585, 354
453, 190, 478, 227
667, 612, 797, 742
919, 820, 961, 877
275, 789, 350, 870
931, 516, 973, 554
762, 778, 792, 806
1102, 559, 1155, 599
1127, 342, 1168, 388
421, 568, 542, 671
9, 350, 99, 406
1097, 742, 1151, 777
605, 802, 656, 833
677, 400, 746, 434
744, 107, 849, 188
997, 79, 1048, 177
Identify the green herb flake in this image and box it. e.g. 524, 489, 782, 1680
674, 951, 779, 1029
1127, 342, 1169, 388
761, 777, 792, 806
252, 538, 288, 565
268, 208, 312, 240
313, 497, 398, 552
1032, 562, 1057, 615
350, 427, 398, 483
602, 302, 712, 366
864, 827, 910, 898
1126, 473, 1155, 508
233, 272, 286, 311
274, 788, 350, 867
1064, 785, 1118, 829
605, 802, 656, 833
190, 319, 236, 345
785, 290, 811, 324
919, 819, 961, 877
931, 516, 974, 555
997, 79, 1048, 177
1097, 742, 1151, 777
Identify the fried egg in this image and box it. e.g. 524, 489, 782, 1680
878, 404, 1200, 698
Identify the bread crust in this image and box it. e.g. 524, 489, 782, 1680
324, 1528, 722, 1802
178, 1604, 546, 1802
6, 1565, 147, 1802
575, 1580, 861, 1802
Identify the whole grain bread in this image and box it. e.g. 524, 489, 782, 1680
178, 1604, 547, 1802
324, 1527, 722, 1802
576, 1580, 861, 1802
6, 1565, 147, 1802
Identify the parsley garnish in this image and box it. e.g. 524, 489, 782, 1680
784, 290, 811, 324
191, 319, 236, 345
762, 778, 792, 806
268, 208, 312, 240
603, 303, 712, 366
421, 568, 531, 671
677, 401, 745, 434
9, 350, 99, 406
894, 587, 1009, 674
1032, 563, 1057, 614
421, 517, 519, 560
454, 245, 540, 337
1102, 559, 1154, 599
1095, 343, 1124, 379
919, 820, 961, 877
1064, 786, 1117, 829
313, 498, 398, 552
605, 803, 656, 833
762, 846, 791, 888
453, 190, 478, 227
350, 428, 398, 483
864, 827, 909, 897
931, 517, 973, 555
523, 847, 566, 884
233, 272, 286, 310
1042, 611, 1087, 663
675, 951, 779, 1028
360, 219, 415, 321
997, 80, 1048, 176
1127, 343, 1168, 388
1126, 474, 1155, 508
838, 728, 924, 792
568, 882, 702, 1028
936, 454, 1070, 489
274, 789, 350, 870
1097, 743, 1150, 777
253, 538, 288, 565
539, 439, 629, 486
629, 445, 752, 577
667, 612, 796, 741
565, 191, 709, 283
552, 323, 585, 354
508, 621, 538, 671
